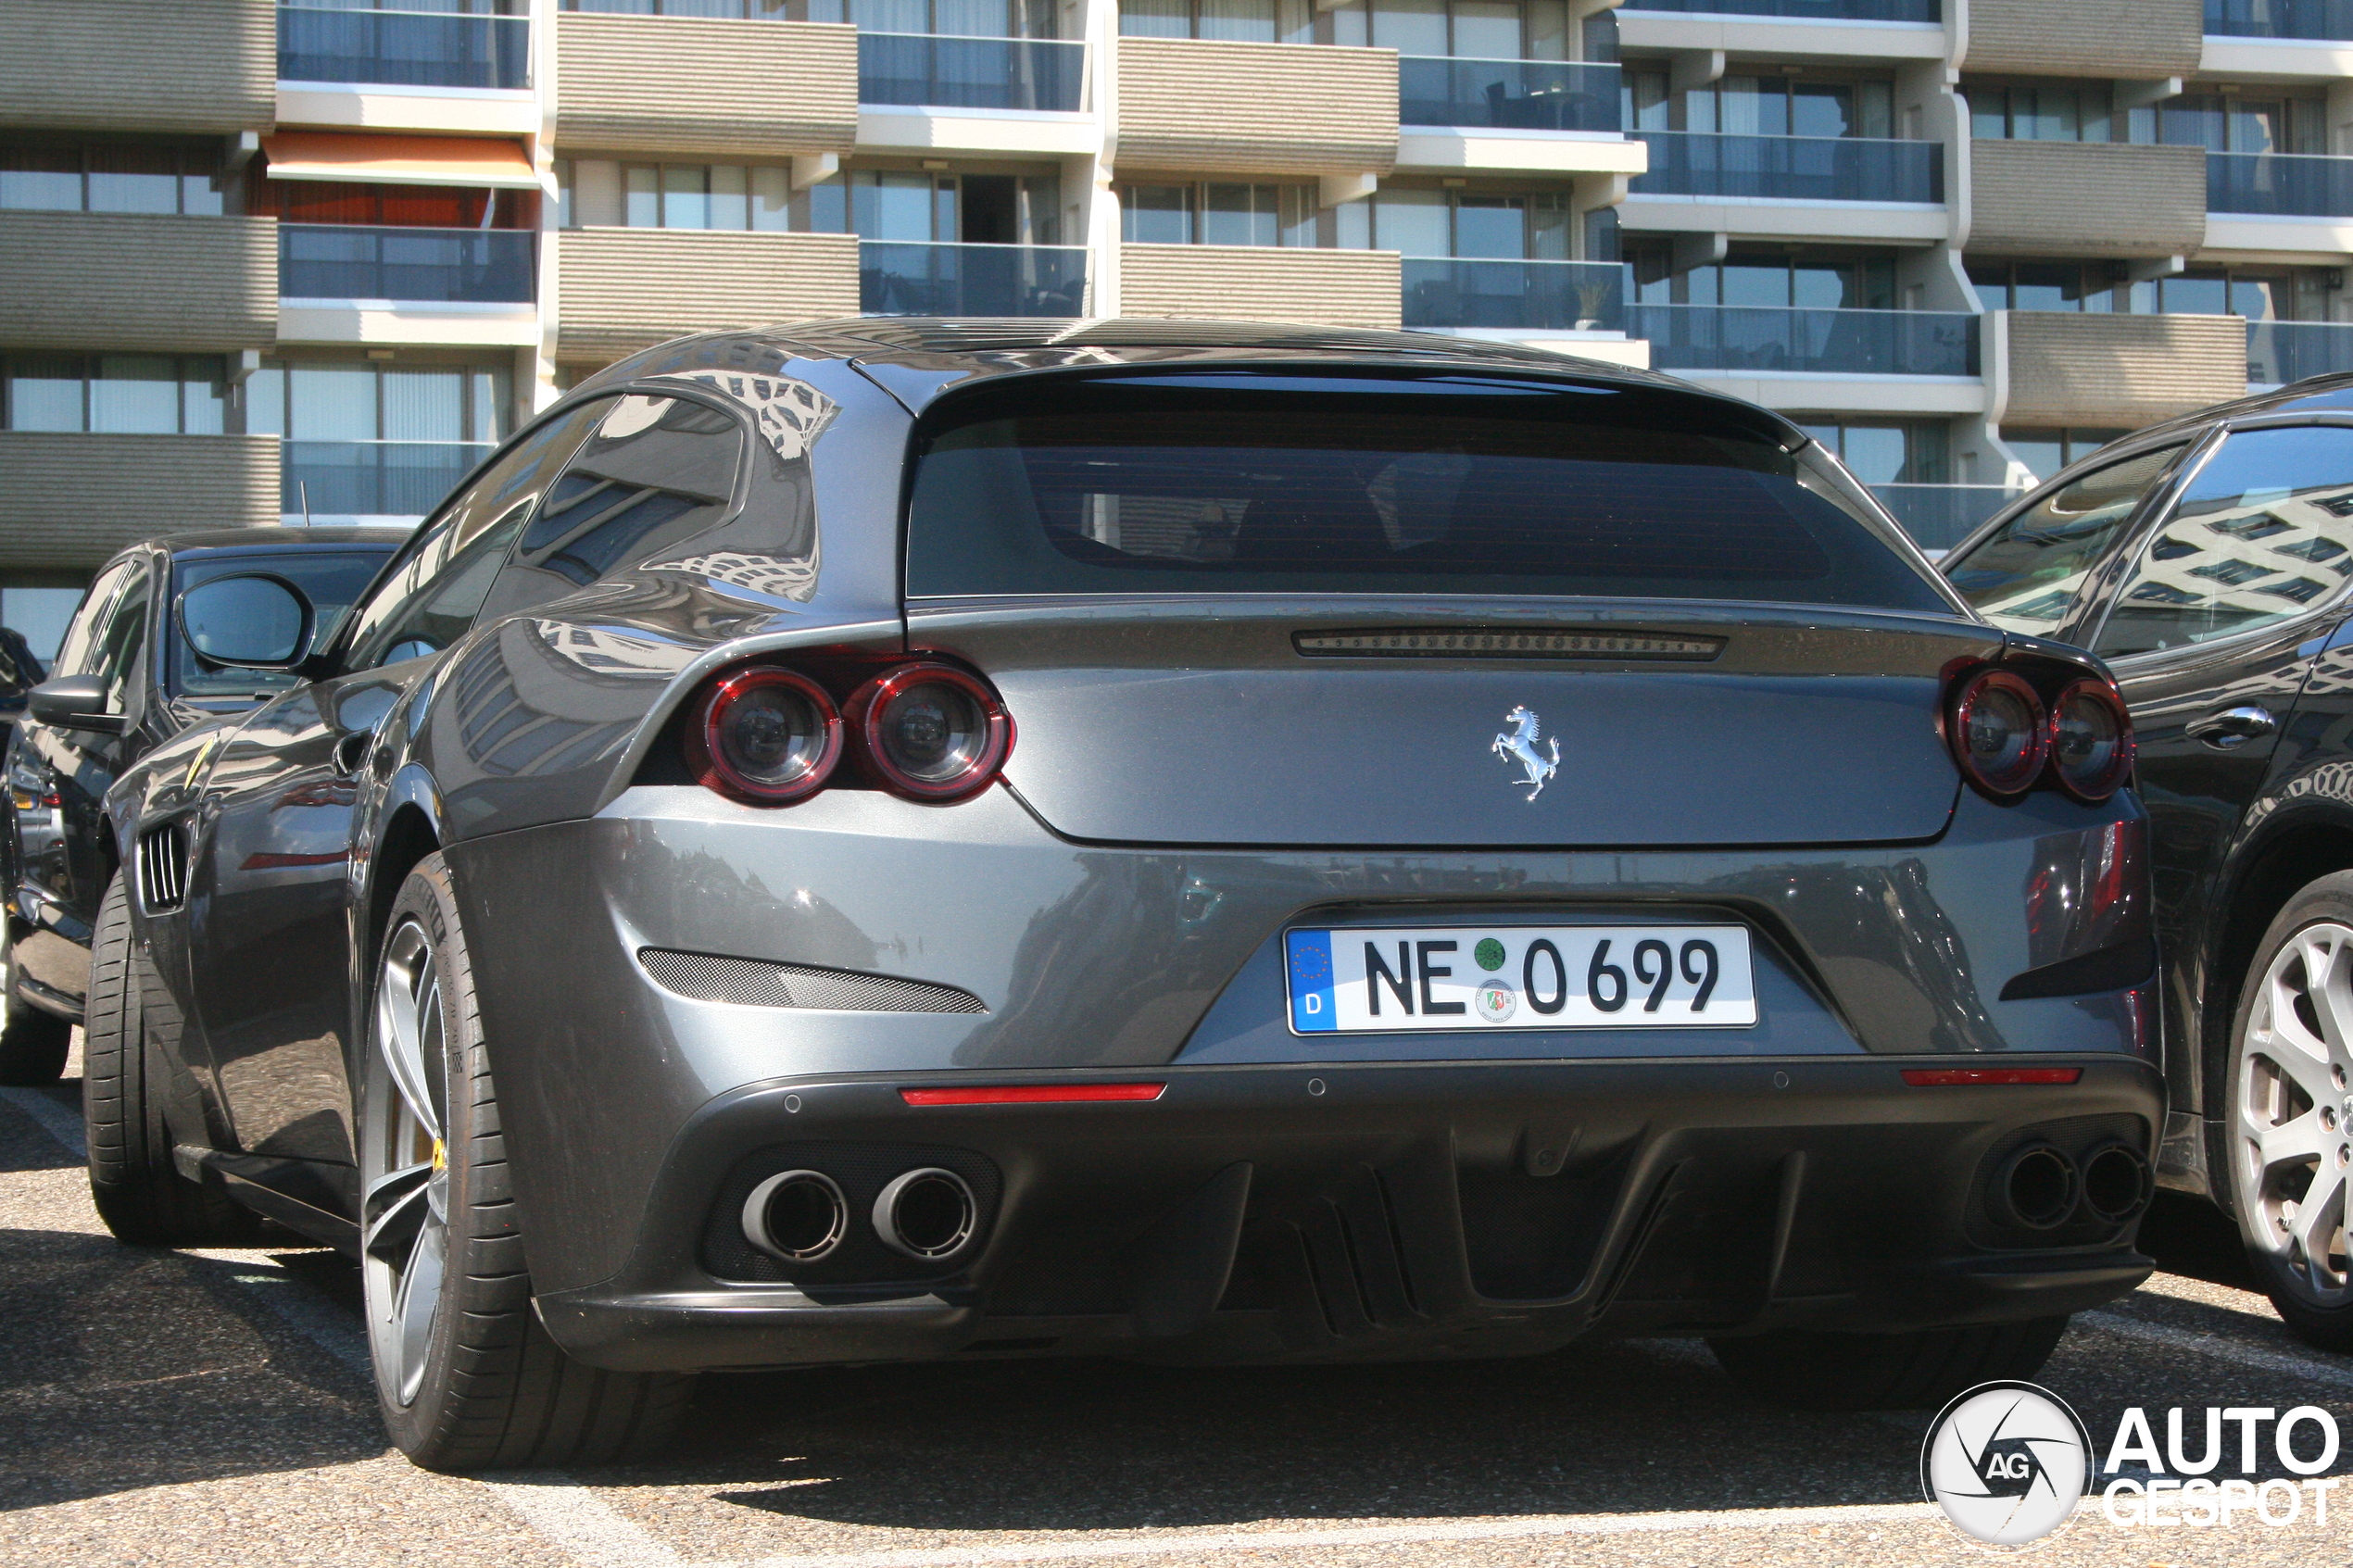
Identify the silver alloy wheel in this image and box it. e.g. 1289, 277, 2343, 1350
2238, 920, 2353, 1306
360, 918, 450, 1407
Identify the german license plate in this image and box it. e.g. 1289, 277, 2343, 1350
1284, 924, 1757, 1034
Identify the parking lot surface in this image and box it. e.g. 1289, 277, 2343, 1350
2, 1056, 2347, 1568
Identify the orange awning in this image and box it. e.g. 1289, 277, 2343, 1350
260, 132, 540, 190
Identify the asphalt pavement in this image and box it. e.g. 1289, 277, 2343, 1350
2, 1047, 2348, 1568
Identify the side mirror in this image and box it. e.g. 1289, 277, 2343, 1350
27, 675, 126, 735
177, 573, 315, 671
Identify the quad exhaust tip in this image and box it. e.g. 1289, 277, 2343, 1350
1993, 1144, 2080, 1230
742, 1170, 849, 1262
874, 1167, 977, 1261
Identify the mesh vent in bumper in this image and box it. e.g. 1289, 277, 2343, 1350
638, 948, 986, 1014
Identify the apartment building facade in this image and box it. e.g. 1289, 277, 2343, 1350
3, 0, 2351, 653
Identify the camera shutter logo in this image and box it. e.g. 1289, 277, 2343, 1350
1920, 1381, 2091, 1547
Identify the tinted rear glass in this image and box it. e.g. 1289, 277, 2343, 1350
904, 372, 1950, 609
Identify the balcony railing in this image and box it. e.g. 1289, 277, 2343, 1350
2208, 151, 2353, 218
1629, 304, 1978, 375
278, 4, 530, 91
858, 33, 1084, 112
2205, 0, 2353, 39
283, 440, 491, 519
1402, 258, 1625, 331
1869, 483, 2020, 553
1621, 0, 1938, 18
2247, 319, 2353, 385
1632, 132, 1942, 203
860, 241, 1086, 315
280, 225, 537, 303
1398, 58, 1620, 132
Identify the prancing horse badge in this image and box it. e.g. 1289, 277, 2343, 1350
1491, 705, 1559, 802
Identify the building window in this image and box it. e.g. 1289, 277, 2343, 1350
1121, 182, 1318, 245
0, 582, 88, 670
1368, 187, 1574, 257
1969, 259, 2335, 320
1967, 260, 2118, 312
2000, 427, 2130, 483
1629, 245, 1897, 309
249, 178, 535, 229
625, 164, 792, 231
0, 355, 227, 435
1622, 69, 1669, 132
0, 139, 229, 216
245, 358, 512, 446
1798, 420, 1950, 486
844, 169, 1061, 243
1683, 75, 1893, 139
1963, 80, 2114, 143
2156, 94, 2326, 156
565, 0, 1061, 26
1366, 0, 1572, 60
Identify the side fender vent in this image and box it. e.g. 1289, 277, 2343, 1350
137, 823, 188, 913
638, 948, 987, 1013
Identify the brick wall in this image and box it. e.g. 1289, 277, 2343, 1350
557, 228, 861, 365
1965, 0, 2202, 78
0, 435, 280, 571
1119, 245, 1403, 329
0, 212, 277, 353
1969, 142, 2206, 258
1116, 39, 1397, 178
0, 0, 273, 135
2001, 312, 2246, 428
557, 15, 858, 160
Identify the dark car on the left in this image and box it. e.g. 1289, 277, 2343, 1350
0, 527, 406, 1085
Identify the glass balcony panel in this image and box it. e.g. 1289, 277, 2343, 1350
278, 6, 531, 91
1400, 258, 1625, 331
1632, 132, 1943, 204
1620, 0, 1937, 16
1869, 484, 2020, 554
857, 34, 1086, 111
1396, 58, 1621, 132
2204, 0, 2353, 39
1629, 304, 1978, 375
2208, 152, 2353, 218
2246, 320, 2353, 385
283, 440, 492, 519
860, 241, 1087, 315
279, 225, 538, 304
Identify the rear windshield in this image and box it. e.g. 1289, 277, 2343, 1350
904, 372, 1951, 610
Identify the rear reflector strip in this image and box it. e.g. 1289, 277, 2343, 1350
1293, 628, 1724, 661
1900, 1067, 2083, 1087
900, 1083, 1167, 1106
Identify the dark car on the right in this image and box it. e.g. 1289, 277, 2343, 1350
1944, 377, 2353, 1350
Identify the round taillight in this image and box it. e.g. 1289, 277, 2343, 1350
2048, 677, 2133, 802
685, 667, 842, 805
849, 663, 1013, 801
1947, 668, 2048, 797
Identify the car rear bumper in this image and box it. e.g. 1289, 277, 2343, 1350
532, 1053, 2162, 1373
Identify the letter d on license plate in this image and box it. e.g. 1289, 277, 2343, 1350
1284, 924, 1757, 1035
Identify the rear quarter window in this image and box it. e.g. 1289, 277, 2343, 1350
903, 371, 1953, 612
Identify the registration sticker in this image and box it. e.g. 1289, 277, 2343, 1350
1285, 924, 1756, 1034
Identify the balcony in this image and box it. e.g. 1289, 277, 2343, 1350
557, 228, 859, 364
1631, 132, 1940, 203
278, 4, 529, 90
1122, 245, 1400, 329
283, 440, 489, 521
1869, 484, 2019, 553
861, 242, 1087, 316
0, 0, 272, 136
0, 211, 276, 353
2208, 151, 2353, 217
557, 11, 857, 160
1117, 38, 1397, 178
1621, 0, 1937, 16
1397, 58, 1618, 132
2205, 0, 2353, 37
1996, 310, 2246, 427
2247, 320, 2353, 385
1969, 141, 2205, 257
1630, 305, 1977, 376
280, 224, 535, 302
858, 34, 1083, 112
0, 433, 279, 569
1402, 258, 1624, 332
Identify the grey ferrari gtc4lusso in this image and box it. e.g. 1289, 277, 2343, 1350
94, 320, 2162, 1471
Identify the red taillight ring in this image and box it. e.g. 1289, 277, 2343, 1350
2046, 677, 2134, 803
1947, 667, 2048, 798
848, 662, 1013, 802
685, 667, 843, 806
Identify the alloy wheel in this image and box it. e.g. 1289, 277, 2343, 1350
2239, 920, 2353, 1306
360, 919, 450, 1407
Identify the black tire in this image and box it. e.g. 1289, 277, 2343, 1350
0, 920, 70, 1085
364, 854, 691, 1472
83, 874, 269, 1247
1708, 1316, 2070, 1411
2221, 872, 2353, 1353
